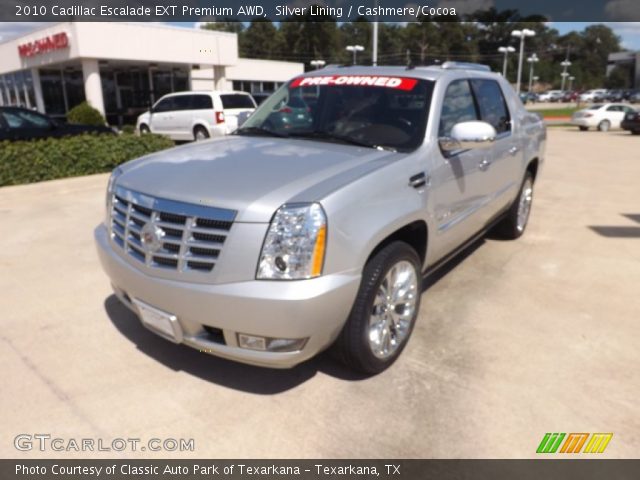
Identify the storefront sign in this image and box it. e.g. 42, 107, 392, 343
18, 32, 69, 58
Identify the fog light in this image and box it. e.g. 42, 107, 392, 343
237, 334, 308, 352
238, 334, 267, 351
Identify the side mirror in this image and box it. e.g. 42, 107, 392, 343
439, 121, 497, 152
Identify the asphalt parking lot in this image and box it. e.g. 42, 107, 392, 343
1, 128, 639, 459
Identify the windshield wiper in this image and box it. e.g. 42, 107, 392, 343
234, 126, 289, 138
288, 131, 396, 152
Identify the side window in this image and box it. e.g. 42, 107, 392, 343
153, 97, 174, 113
470, 79, 511, 134
606, 105, 621, 112
439, 79, 478, 137
1, 110, 50, 129
172, 96, 191, 111
191, 95, 213, 110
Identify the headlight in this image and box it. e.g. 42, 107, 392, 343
105, 167, 123, 221
257, 203, 327, 280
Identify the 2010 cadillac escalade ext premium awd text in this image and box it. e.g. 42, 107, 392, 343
95, 63, 546, 374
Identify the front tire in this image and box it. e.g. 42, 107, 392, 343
139, 124, 150, 135
333, 242, 422, 374
496, 171, 534, 239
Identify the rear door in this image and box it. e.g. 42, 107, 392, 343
219, 93, 256, 133
605, 104, 626, 128
469, 78, 521, 221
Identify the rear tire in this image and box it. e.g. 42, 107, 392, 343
597, 120, 611, 132
578, 126, 588, 131
332, 241, 422, 375
194, 126, 210, 141
495, 171, 535, 240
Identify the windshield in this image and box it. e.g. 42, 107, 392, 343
237, 75, 434, 152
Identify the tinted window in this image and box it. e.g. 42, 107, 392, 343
220, 94, 255, 109
191, 94, 213, 110
439, 79, 478, 137
606, 105, 622, 112
172, 96, 191, 111
153, 97, 174, 113
2, 110, 51, 129
240, 78, 434, 152
470, 79, 511, 134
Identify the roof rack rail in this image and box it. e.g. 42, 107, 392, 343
441, 61, 491, 72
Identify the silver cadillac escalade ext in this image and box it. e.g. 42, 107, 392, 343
95, 62, 545, 374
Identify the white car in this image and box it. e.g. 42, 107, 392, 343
136, 91, 256, 141
579, 89, 607, 103
537, 90, 563, 102
571, 103, 637, 131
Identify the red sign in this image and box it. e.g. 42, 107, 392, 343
18, 32, 69, 58
290, 75, 418, 91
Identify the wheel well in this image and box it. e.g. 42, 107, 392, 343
366, 221, 428, 266
139, 123, 149, 130
193, 124, 208, 134
527, 158, 539, 181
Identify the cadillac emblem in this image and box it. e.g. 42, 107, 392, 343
140, 223, 165, 253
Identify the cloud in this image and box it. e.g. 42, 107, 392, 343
604, 0, 640, 21
605, 22, 640, 49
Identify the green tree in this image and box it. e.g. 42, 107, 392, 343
240, 19, 285, 59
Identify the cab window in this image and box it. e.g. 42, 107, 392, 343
439, 79, 478, 137
470, 79, 511, 134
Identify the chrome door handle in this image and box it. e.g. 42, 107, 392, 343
509, 146, 519, 155
479, 158, 491, 171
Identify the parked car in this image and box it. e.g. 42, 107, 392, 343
579, 89, 608, 103
136, 91, 256, 141
519, 92, 538, 104
629, 91, 640, 104
0, 106, 113, 141
605, 90, 625, 102
561, 90, 579, 102
538, 90, 563, 102
621, 110, 640, 134
96, 63, 546, 373
570, 103, 637, 131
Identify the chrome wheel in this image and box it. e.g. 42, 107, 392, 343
368, 260, 418, 359
516, 177, 534, 233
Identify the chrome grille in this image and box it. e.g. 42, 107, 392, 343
109, 186, 236, 275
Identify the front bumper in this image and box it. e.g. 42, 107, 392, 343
95, 225, 361, 368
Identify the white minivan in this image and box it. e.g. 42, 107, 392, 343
136, 91, 256, 141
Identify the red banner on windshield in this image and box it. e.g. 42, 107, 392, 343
290, 75, 418, 91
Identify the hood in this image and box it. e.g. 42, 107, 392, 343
117, 135, 401, 222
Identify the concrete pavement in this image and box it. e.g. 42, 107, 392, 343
1, 128, 639, 458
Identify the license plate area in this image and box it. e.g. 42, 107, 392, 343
132, 299, 182, 343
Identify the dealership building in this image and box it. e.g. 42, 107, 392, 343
0, 22, 303, 125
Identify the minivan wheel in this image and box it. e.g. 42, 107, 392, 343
139, 124, 150, 135
333, 241, 421, 374
496, 171, 534, 240
597, 120, 611, 132
194, 126, 210, 141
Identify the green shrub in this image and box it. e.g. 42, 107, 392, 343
120, 124, 136, 135
0, 133, 174, 187
66, 101, 106, 126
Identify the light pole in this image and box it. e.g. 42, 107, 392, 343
346, 45, 364, 65
560, 59, 572, 91
498, 46, 516, 78
569, 75, 575, 91
310, 59, 326, 70
527, 53, 539, 92
511, 28, 536, 94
